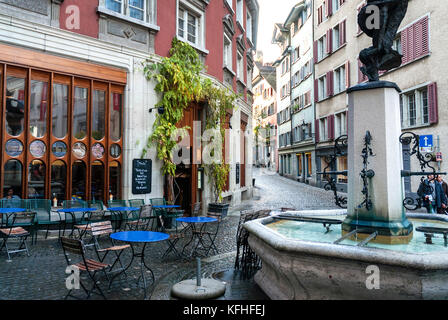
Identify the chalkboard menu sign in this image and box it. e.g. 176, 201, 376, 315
236, 163, 240, 185
132, 159, 152, 194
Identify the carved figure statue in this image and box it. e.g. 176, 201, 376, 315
358, 0, 409, 81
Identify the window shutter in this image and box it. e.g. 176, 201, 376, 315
339, 20, 346, 45
358, 59, 367, 83
315, 119, 320, 143
328, 115, 335, 140
318, 6, 322, 24
401, 27, 409, 64
345, 61, 350, 89
326, 29, 333, 54
324, 1, 329, 18
327, 0, 332, 17
345, 110, 348, 133
421, 16, 429, 56
314, 78, 319, 102
428, 82, 438, 124
326, 71, 334, 97
314, 40, 318, 63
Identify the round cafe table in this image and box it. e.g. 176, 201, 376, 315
110, 231, 169, 299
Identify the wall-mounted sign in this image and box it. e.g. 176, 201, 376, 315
132, 159, 152, 195
436, 152, 443, 162
419, 135, 433, 153
236, 163, 240, 185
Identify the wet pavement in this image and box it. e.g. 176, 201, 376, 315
0, 168, 339, 300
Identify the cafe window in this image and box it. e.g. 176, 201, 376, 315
0, 63, 124, 200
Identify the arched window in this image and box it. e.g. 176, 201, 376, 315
109, 161, 121, 200
28, 160, 46, 199
3, 160, 23, 198
91, 160, 104, 201
72, 160, 86, 200
51, 160, 67, 202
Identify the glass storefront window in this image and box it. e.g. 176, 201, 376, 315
28, 160, 46, 199
91, 160, 104, 201
110, 92, 122, 141
51, 160, 66, 202
3, 160, 23, 198
52, 83, 68, 139
92, 90, 105, 140
6, 76, 25, 136
29, 80, 48, 138
73, 87, 87, 140
109, 161, 121, 200
72, 160, 86, 200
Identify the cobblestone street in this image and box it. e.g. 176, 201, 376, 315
0, 168, 339, 300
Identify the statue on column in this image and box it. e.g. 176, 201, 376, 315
358, 0, 409, 81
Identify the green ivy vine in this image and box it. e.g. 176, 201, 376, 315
142, 37, 238, 203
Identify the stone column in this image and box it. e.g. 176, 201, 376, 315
342, 81, 413, 244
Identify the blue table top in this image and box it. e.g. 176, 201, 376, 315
0, 208, 26, 213
176, 216, 217, 223
58, 208, 97, 213
111, 231, 169, 243
107, 207, 140, 211
152, 205, 181, 208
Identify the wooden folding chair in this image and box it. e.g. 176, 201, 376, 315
60, 237, 109, 300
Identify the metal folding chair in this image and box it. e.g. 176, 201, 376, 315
160, 216, 190, 260
194, 213, 222, 256
74, 210, 106, 245
0, 211, 36, 260
90, 221, 130, 286
60, 237, 109, 300
123, 204, 155, 231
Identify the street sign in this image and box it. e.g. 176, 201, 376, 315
419, 135, 433, 153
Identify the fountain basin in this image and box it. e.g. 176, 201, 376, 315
244, 210, 448, 300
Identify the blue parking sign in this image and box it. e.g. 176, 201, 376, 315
419, 135, 433, 148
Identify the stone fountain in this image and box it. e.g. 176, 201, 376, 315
244, 0, 448, 299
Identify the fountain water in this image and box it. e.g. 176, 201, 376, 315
243, 0, 448, 299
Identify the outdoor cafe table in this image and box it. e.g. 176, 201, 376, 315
176, 216, 217, 258
107, 207, 140, 231
0, 208, 27, 227
110, 231, 169, 299
57, 208, 97, 236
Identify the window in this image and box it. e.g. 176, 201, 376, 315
105, 0, 155, 23
178, 3, 205, 48
392, 36, 402, 55
292, 47, 300, 63
225, 0, 232, 9
247, 10, 252, 42
306, 153, 312, 177
320, 118, 328, 141
318, 75, 327, 101
1, 63, 124, 200
178, 8, 198, 44
333, 24, 340, 50
223, 34, 233, 70
247, 66, 253, 90
337, 156, 347, 183
237, 51, 244, 80
401, 87, 429, 128
281, 57, 290, 74
335, 112, 347, 137
332, 0, 340, 13
318, 35, 327, 61
297, 154, 302, 176
236, 0, 243, 26
333, 64, 346, 94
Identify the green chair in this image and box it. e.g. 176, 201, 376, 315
26, 199, 58, 242
1, 199, 26, 209
107, 200, 128, 231
128, 199, 145, 207
63, 200, 88, 208
62, 200, 88, 236
88, 200, 104, 211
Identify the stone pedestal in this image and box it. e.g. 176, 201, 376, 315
342, 81, 413, 244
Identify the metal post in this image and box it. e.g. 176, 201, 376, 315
196, 257, 201, 287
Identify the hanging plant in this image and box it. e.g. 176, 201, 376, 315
201, 80, 238, 203
142, 38, 204, 201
